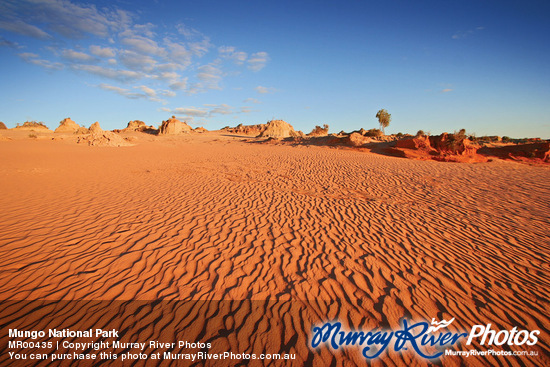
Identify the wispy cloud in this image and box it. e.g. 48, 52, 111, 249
99, 83, 145, 99
99, 83, 167, 104
255, 85, 276, 94
196, 63, 223, 90
219, 46, 247, 65
162, 103, 253, 120
121, 36, 165, 56
441, 88, 453, 93
0, 19, 50, 38
164, 107, 209, 117
18, 52, 63, 70
244, 97, 261, 104
89, 45, 115, 58
248, 51, 269, 71
452, 26, 484, 40
61, 49, 96, 63
73, 64, 143, 81
206, 103, 233, 115
168, 78, 188, 91
0, 36, 20, 48
0, 0, 132, 39
1, 0, 270, 106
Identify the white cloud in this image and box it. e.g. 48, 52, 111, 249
174, 23, 211, 57
171, 107, 209, 117
0, 19, 50, 39
189, 38, 211, 57
138, 85, 156, 97
155, 71, 179, 80
207, 104, 233, 115
164, 103, 252, 120
169, 78, 188, 91
61, 49, 96, 63
121, 36, 165, 56
0, 36, 20, 48
74, 64, 142, 81
176, 23, 202, 39
99, 83, 144, 99
19, 52, 63, 69
131, 23, 156, 38
185, 83, 201, 95
99, 83, 167, 104
119, 50, 156, 72
248, 51, 269, 71
11, 0, 133, 38
219, 46, 247, 65
163, 39, 193, 69
160, 90, 176, 97
244, 97, 261, 104
89, 45, 115, 58
255, 85, 276, 94
197, 64, 223, 90
441, 88, 453, 93
19, 52, 39, 59
2, 1, 272, 106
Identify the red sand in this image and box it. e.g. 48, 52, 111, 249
0, 130, 548, 366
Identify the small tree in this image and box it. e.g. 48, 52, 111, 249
376, 109, 391, 134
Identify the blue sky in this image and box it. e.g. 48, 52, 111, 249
1, 0, 549, 138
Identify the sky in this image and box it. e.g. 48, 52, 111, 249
0, 0, 549, 138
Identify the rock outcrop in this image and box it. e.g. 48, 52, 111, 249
395, 135, 433, 151
123, 120, 148, 132
75, 126, 89, 134
77, 126, 132, 147
88, 122, 103, 134
223, 124, 267, 136
479, 142, 550, 163
54, 118, 81, 133
392, 132, 484, 162
14, 121, 52, 132
343, 132, 375, 147
428, 133, 479, 156
257, 120, 301, 139
158, 116, 192, 135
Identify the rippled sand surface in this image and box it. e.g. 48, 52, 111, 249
0, 132, 548, 366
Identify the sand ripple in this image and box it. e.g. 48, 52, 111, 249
0, 136, 548, 366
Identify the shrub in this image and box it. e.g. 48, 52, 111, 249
308, 124, 329, 136
364, 128, 383, 137
22, 121, 48, 128
446, 129, 468, 153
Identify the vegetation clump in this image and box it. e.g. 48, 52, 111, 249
308, 124, 329, 137
19, 121, 49, 128
364, 128, 383, 137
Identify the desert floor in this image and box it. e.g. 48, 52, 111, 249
0, 131, 548, 366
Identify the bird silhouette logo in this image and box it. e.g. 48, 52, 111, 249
427, 318, 456, 333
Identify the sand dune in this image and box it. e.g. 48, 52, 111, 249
0, 132, 548, 366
